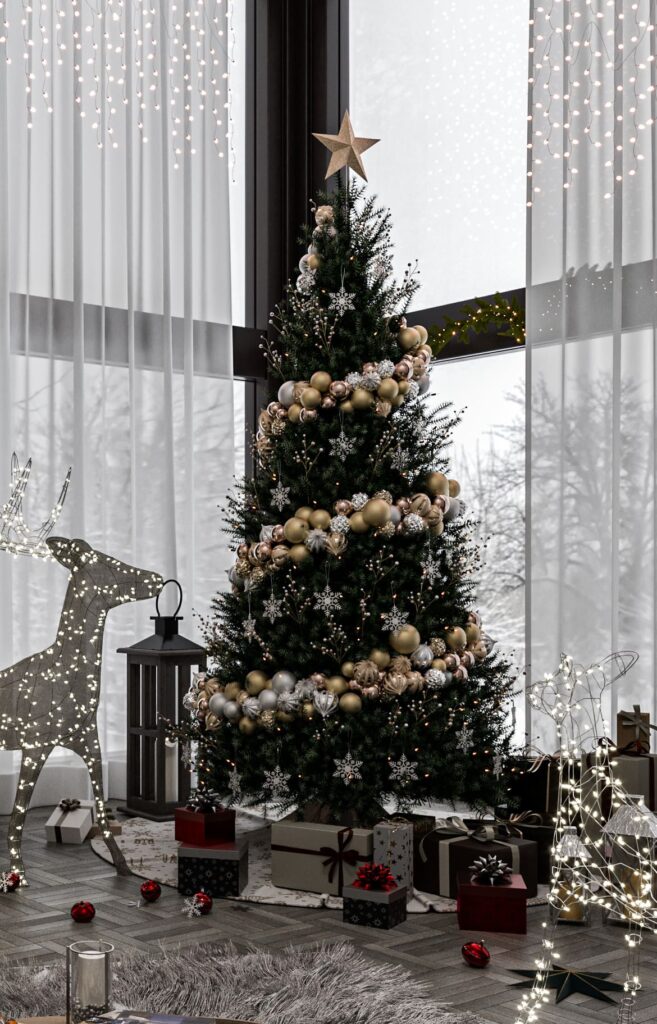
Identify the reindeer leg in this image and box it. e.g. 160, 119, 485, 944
7, 747, 51, 884
70, 724, 131, 877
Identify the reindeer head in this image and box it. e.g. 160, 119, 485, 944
47, 537, 164, 607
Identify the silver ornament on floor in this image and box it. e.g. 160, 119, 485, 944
272, 671, 296, 694
258, 689, 279, 711
313, 689, 338, 718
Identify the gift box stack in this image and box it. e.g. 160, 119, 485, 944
175, 795, 247, 899
501, 751, 560, 883
342, 863, 407, 929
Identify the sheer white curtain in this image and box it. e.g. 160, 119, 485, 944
527, 0, 657, 745
0, 0, 239, 808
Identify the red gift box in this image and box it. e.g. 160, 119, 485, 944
456, 872, 527, 934
174, 806, 236, 846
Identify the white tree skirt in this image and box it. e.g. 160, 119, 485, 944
91, 813, 547, 914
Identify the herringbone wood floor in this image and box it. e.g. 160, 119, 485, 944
1, 807, 657, 1023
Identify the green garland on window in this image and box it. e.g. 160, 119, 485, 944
428, 292, 525, 357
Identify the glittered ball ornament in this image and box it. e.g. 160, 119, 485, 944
389, 624, 421, 655
193, 891, 213, 915
461, 941, 491, 969
70, 900, 96, 923
140, 879, 162, 903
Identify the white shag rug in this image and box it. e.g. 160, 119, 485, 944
91, 814, 547, 913
0, 941, 492, 1024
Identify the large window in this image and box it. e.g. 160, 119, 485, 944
350, 0, 529, 310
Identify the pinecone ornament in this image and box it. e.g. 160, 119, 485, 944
469, 853, 513, 886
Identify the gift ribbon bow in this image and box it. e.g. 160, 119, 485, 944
419, 816, 498, 861
620, 705, 655, 743
58, 798, 81, 813
494, 810, 544, 837
320, 827, 361, 889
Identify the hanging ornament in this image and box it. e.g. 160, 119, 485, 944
388, 754, 419, 786
328, 285, 356, 316
228, 767, 242, 802
329, 429, 356, 459
70, 900, 96, 923
140, 879, 162, 904
313, 584, 341, 618
0, 871, 21, 893
313, 689, 339, 719
263, 594, 284, 623
492, 752, 504, 778
420, 552, 442, 586
333, 753, 363, 785
242, 616, 257, 640
263, 767, 291, 801
456, 725, 474, 753
271, 480, 291, 512
461, 941, 491, 969
182, 891, 213, 918
381, 604, 409, 632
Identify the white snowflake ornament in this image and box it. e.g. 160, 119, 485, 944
381, 604, 409, 632
314, 585, 341, 617
333, 752, 363, 785
328, 285, 356, 315
242, 616, 257, 640
182, 894, 207, 918
271, 481, 291, 512
492, 752, 504, 777
421, 552, 442, 585
389, 754, 419, 785
263, 594, 283, 623
228, 767, 242, 800
456, 725, 474, 753
263, 766, 291, 800
329, 430, 356, 459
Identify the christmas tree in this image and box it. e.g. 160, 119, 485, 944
179, 174, 514, 825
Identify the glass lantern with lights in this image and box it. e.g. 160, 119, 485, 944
549, 825, 592, 926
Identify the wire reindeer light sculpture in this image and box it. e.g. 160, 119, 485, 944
0, 454, 163, 881
515, 652, 657, 1024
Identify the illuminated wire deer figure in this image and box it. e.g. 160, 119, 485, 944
0, 454, 163, 881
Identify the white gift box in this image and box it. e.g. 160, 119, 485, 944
45, 799, 96, 844
373, 819, 414, 889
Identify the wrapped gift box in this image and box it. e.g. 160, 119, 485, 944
582, 751, 657, 842
457, 872, 527, 933
271, 820, 372, 896
504, 755, 560, 825
174, 806, 236, 846
373, 820, 413, 890
416, 820, 537, 899
493, 808, 555, 885
617, 705, 653, 754
178, 840, 248, 898
342, 884, 407, 929
45, 799, 95, 844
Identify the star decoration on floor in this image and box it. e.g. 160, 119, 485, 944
511, 967, 625, 1005
329, 429, 356, 459
333, 752, 363, 785
271, 480, 291, 512
263, 594, 283, 623
312, 110, 379, 181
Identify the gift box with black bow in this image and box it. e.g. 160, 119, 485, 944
342, 863, 407, 929
415, 816, 538, 899
271, 820, 372, 896
177, 839, 248, 898
45, 798, 96, 844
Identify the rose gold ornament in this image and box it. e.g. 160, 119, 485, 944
461, 651, 476, 668
267, 402, 281, 417
271, 525, 285, 543
394, 360, 411, 379
254, 542, 272, 563
321, 395, 337, 409
444, 653, 461, 671
335, 499, 353, 515
410, 493, 431, 516
237, 543, 249, 559
362, 685, 380, 699
299, 408, 318, 424
329, 380, 349, 400
396, 498, 411, 515
454, 666, 469, 681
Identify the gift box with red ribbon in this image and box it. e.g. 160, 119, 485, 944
457, 871, 527, 933
342, 865, 407, 929
270, 820, 372, 896
174, 805, 236, 846
415, 816, 538, 899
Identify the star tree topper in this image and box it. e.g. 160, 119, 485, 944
313, 111, 379, 181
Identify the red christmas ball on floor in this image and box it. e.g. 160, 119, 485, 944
140, 879, 162, 903
1, 871, 21, 893
70, 900, 96, 923
461, 940, 490, 968
193, 891, 213, 915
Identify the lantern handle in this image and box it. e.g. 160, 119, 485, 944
156, 578, 183, 619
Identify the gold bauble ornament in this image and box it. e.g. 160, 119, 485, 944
353, 659, 380, 685
448, 479, 461, 498
399, 326, 421, 351
204, 712, 221, 731
391, 394, 405, 408
307, 253, 321, 271
384, 672, 408, 696
348, 511, 369, 533
301, 387, 322, 409
340, 399, 354, 413
369, 648, 391, 669
415, 324, 429, 343
224, 682, 241, 701
250, 567, 266, 586
389, 655, 411, 673
341, 661, 355, 679
289, 543, 311, 564
293, 380, 310, 402
299, 408, 318, 424
295, 506, 314, 521
426, 472, 449, 497
310, 371, 332, 393
309, 508, 331, 529
339, 692, 362, 714
325, 675, 349, 695
397, 379, 410, 395
431, 658, 447, 671
271, 544, 290, 567
288, 403, 302, 424
426, 506, 443, 529
377, 378, 399, 401
351, 387, 374, 411
301, 701, 315, 719
406, 671, 424, 694
389, 624, 421, 654
410, 493, 431, 516
238, 716, 257, 735
283, 516, 310, 543
276, 710, 295, 724
246, 671, 268, 695
362, 498, 391, 527
465, 623, 481, 646
445, 626, 467, 651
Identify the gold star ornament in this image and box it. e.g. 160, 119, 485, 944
313, 111, 379, 182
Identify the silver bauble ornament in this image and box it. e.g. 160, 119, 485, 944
258, 688, 279, 710
272, 670, 297, 694
411, 644, 434, 670
313, 689, 338, 718
389, 505, 402, 525
277, 381, 297, 408
277, 690, 301, 712
443, 498, 461, 522
259, 525, 276, 543
222, 700, 241, 721
425, 669, 448, 690
243, 696, 261, 719
208, 692, 227, 715
295, 678, 317, 699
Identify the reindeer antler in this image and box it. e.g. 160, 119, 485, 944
0, 452, 71, 557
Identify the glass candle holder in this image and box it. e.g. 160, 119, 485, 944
66, 940, 113, 1024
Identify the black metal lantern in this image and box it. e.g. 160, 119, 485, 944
118, 579, 206, 821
